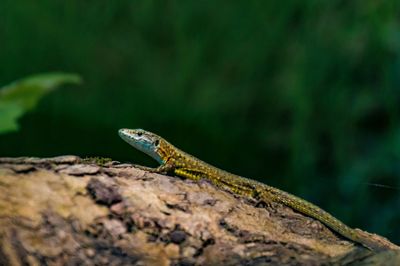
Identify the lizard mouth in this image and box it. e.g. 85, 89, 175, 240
118, 128, 132, 142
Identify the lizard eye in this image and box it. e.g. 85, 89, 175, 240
154, 139, 160, 146
137, 132, 143, 137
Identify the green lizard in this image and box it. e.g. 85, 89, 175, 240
118, 128, 387, 251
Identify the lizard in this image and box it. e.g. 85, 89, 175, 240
118, 128, 388, 251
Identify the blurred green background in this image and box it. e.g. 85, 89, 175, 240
1, 1, 399, 244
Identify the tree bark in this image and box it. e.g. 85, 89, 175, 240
0, 156, 399, 266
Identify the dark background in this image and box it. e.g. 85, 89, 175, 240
1, 1, 399, 244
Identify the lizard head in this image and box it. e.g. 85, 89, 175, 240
118, 128, 167, 164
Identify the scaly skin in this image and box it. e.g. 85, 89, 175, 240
118, 128, 387, 251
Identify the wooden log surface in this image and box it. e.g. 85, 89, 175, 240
0, 156, 399, 266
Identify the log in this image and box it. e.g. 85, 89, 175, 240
0, 156, 399, 266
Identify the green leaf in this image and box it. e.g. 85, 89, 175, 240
0, 73, 81, 134
0, 103, 23, 133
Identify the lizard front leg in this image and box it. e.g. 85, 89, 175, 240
134, 160, 175, 175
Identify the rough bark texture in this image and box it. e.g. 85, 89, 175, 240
0, 156, 399, 266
